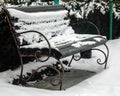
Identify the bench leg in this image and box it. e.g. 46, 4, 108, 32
92, 44, 109, 69
18, 57, 64, 90
68, 44, 109, 69
68, 53, 82, 67
58, 59, 64, 90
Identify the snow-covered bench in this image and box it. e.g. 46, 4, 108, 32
1, 5, 109, 90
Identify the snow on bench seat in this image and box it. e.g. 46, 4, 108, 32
7, 6, 107, 59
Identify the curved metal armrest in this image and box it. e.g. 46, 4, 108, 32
17, 30, 52, 62
71, 20, 100, 35
16, 30, 50, 46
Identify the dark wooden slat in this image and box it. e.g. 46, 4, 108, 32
7, 5, 66, 12
57, 36, 106, 50
57, 36, 107, 58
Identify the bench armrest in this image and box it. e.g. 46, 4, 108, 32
71, 20, 100, 35
16, 30, 52, 62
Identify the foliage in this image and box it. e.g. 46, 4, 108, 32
4, 0, 120, 39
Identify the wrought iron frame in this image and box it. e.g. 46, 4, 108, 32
1, 7, 109, 90
3, 8, 64, 90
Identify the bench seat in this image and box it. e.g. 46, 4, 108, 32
57, 35, 107, 58
20, 32, 107, 59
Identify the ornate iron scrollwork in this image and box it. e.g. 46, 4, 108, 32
19, 58, 64, 90
68, 44, 109, 69
92, 44, 109, 69
16, 31, 64, 90
68, 53, 82, 67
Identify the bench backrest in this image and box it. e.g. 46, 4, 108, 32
7, 5, 71, 45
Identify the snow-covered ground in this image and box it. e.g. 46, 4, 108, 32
0, 38, 120, 96
1, 2, 120, 96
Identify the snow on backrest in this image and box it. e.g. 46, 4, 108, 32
8, 8, 70, 45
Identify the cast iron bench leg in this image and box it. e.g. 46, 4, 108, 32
92, 44, 109, 69
68, 44, 109, 69
19, 57, 64, 90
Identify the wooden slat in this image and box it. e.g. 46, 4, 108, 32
57, 36, 107, 58
7, 5, 66, 12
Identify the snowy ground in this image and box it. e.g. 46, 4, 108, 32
1, 4, 120, 96
0, 38, 120, 96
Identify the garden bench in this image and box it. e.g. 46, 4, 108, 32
0, 5, 109, 90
